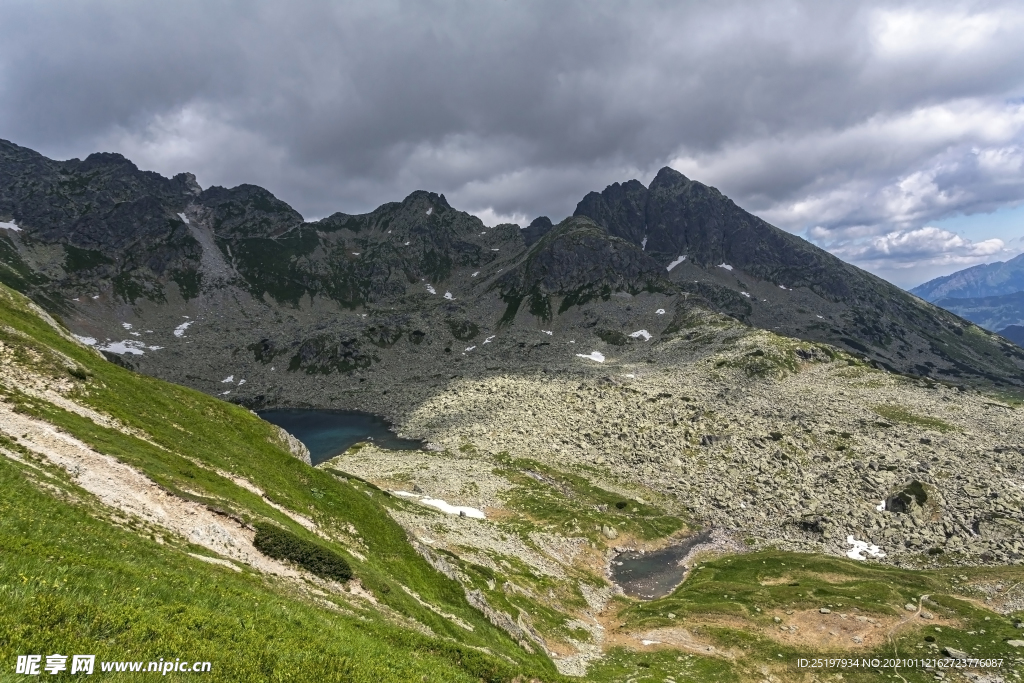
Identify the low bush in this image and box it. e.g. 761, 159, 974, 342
254, 523, 353, 582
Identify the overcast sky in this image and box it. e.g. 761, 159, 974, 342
2, 0, 1023, 288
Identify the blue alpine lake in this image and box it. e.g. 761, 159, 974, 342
258, 409, 424, 466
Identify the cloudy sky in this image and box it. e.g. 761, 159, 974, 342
2, 0, 1023, 288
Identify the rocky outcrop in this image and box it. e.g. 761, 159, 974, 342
274, 426, 312, 465
494, 217, 672, 321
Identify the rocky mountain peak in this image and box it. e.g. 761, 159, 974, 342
200, 184, 304, 238
522, 216, 553, 246
174, 172, 203, 195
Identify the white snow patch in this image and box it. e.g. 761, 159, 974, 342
542, 330, 553, 335
655, 308, 666, 315
471, 271, 479, 277
641, 640, 662, 646
779, 284, 788, 290
73, 335, 97, 346
666, 255, 687, 271
569, 340, 575, 344
426, 207, 433, 215
482, 335, 495, 344
443, 291, 455, 300
237, 379, 246, 385
425, 284, 436, 295
875, 500, 885, 511
717, 263, 733, 271
392, 491, 485, 518
98, 339, 158, 355
220, 390, 231, 396
576, 351, 605, 362
404, 241, 411, 246
629, 329, 652, 341
817, 315, 824, 319
422, 498, 484, 518
92, 295, 100, 299
0, 219, 22, 232
465, 346, 476, 352
177, 212, 190, 225
491, 248, 499, 251
740, 291, 751, 298
121, 322, 133, 330
173, 321, 193, 337
846, 535, 885, 561
130, 332, 140, 337
352, 252, 360, 256
641, 236, 648, 250
221, 375, 234, 384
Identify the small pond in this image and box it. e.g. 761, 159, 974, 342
258, 409, 424, 466
610, 530, 712, 600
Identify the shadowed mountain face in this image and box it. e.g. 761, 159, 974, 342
935, 291, 1024, 333
1000, 324, 1024, 347
3, 137, 1024, 401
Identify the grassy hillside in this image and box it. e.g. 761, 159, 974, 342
0, 283, 560, 682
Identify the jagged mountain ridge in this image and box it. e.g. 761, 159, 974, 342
573, 168, 1024, 386
2, 137, 1024, 400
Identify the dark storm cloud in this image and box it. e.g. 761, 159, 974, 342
2, 1, 1023, 284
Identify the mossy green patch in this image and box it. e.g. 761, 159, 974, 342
495, 457, 686, 544
872, 405, 955, 433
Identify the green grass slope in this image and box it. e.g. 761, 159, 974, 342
0, 283, 560, 682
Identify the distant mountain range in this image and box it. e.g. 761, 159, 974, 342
912, 252, 1024, 302
913, 253, 1024, 344
3, 137, 1024, 403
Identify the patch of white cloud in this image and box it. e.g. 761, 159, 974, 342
470, 206, 529, 228
870, 7, 1014, 58
670, 100, 1024, 237
827, 226, 1009, 271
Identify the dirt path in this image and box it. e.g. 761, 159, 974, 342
0, 400, 302, 578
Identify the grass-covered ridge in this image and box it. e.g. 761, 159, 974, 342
0, 283, 561, 682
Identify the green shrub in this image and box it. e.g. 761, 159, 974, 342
253, 523, 353, 582
597, 329, 628, 346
